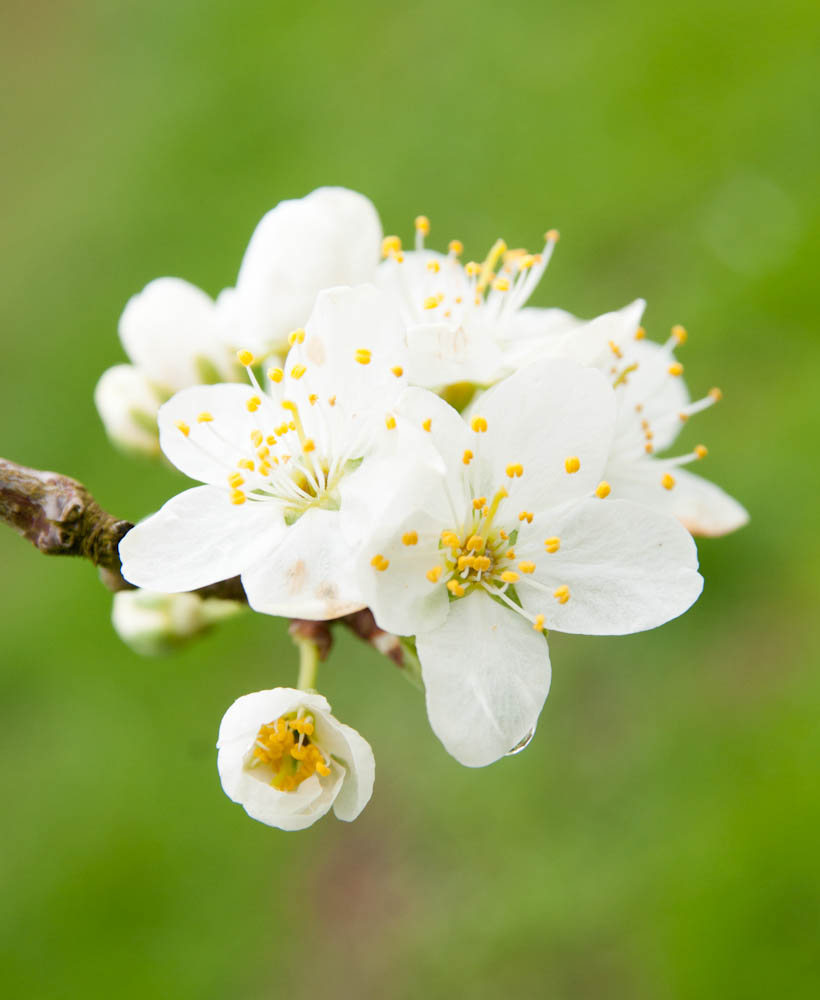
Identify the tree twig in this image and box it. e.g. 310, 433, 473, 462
0, 456, 407, 668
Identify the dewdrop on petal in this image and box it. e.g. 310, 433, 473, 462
111, 589, 243, 656
217, 688, 375, 831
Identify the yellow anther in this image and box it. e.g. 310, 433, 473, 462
238, 458, 255, 471
474, 556, 491, 572
250, 429, 263, 446
709, 387, 723, 401
391, 365, 404, 377
288, 421, 296, 431
370, 554, 390, 572
423, 296, 439, 310
230, 490, 246, 505
517, 254, 536, 270
553, 585, 570, 604
175, 420, 190, 437
246, 396, 261, 412
565, 456, 580, 474
492, 277, 510, 292
446, 579, 465, 597
308, 393, 318, 405
426, 566, 443, 583
499, 529, 508, 540
634, 326, 646, 340
473, 497, 486, 510
275, 422, 288, 436
385, 414, 397, 430
303, 439, 315, 453
679, 412, 689, 422
415, 215, 430, 235
354, 348, 372, 365
533, 614, 545, 631
257, 445, 270, 459
228, 473, 244, 488
695, 444, 708, 459
519, 561, 536, 574
402, 531, 418, 546
668, 362, 684, 377
441, 531, 460, 548
266, 435, 276, 445
506, 463, 523, 478
500, 571, 519, 584
382, 235, 402, 257
316, 760, 331, 777
328, 395, 337, 406
595, 481, 611, 499
288, 328, 305, 346
471, 416, 488, 433
196, 411, 213, 424
457, 554, 475, 571
448, 239, 464, 255
422, 417, 432, 432
237, 349, 255, 366
465, 261, 481, 277
462, 449, 474, 465
290, 364, 307, 380
645, 430, 654, 441
645, 443, 654, 453
545, 229, 560, 242
281, 400, 297, 412
609, 340, 623, 359
519, 511, 533, 523
426, 259, 440, 273
671, 324, 687, 344
661, 473, 676, 490
258, 461, 271, 477
267, 367, 284, 383
466, 534, 485, 552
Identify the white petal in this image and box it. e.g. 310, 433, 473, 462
606, 463, 749, 537
234, 188, 382, 354
356, 507, 451, 637
119, 277, 234, 389
404, 321, 506, 388
322, 720, 376, 823
240, 506, 366, 620
469, 360, 616, 513
515, 498, 703, 634
119, 485, 283, 592
158, 384, 261, 485
501, 306, 586, 369
416, 589, 551, 767
94, 364, 162, 456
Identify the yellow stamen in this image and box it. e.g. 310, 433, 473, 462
492, 277, 510, 292
238, 458, 255, 471
505, 549, 515, 560
506, 463, 523, 478
518, 561, 536, 574
391, 366, 404, 377
250, 430, 263, 447
290, 364, 307, 380
370, 554, 390, 572
609, 340, 623, 359
415, 215, 430, 235
309, 393, 318, 405
354, 348, 372, 365
237, 349, 255, 367
385, 415, 397, 430
423, 296, 439, 310
671, 324, 687, 344
230, 490, 246, 505
709, 387, 723, 401
474, 556, 491, 572
446, 579, 465, 597
634, 326, 646, 340
470, 416, 488, 433
426, 566, 443, 583
246, 396, 261, 412
466, 534, 485, 552
441, 531, 460, 548
553, 584, 570, 604
595, 481, 611, 499
196, 411, 213, 423
645, 443, 654, 453
472, 497, 486, 510
382, 235, 401, 257
661, 473, 676, 490
303, 439, 315, 453
288, 328, 305, 346
500, 571, 519, 584
402, 531, 418, 546
228, 473, 244, 488
668, 362, 684, 377
695, 444, 708, 459
462, 449, 474, 465
268, 367, 284, 383
448, 239, 464, 255
175, 420, 190, 437
422, 417, 432, 432
533, 614, 545, 631
565, 456, 581, 474
519, 511, 533, 523
257, 445, 269, 459
545, 229, 560, 242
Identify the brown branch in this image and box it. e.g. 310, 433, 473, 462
0, 455, 406, 667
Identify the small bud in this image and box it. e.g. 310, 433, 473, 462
111, 589, 243, 656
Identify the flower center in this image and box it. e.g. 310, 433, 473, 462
247, 713, 331, 792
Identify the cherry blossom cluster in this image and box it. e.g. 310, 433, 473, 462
98, 188, 747, 831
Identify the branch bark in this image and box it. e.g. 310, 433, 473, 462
0, 456, 408, 669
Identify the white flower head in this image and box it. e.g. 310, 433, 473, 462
217, 688, 375, 831
96, 187, 383, 451
359, 359, 703, 767
119, 284, 441, 619
529, 300, 750, 537
376, 217, 567, 390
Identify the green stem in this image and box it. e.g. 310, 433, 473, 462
296, 638, 320, 691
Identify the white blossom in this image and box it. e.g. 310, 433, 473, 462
119, 285, 441, 619
111, 588, 242, 656
217, 688, 375, 831
358, 359, 703, 767
96, 187, 382, 452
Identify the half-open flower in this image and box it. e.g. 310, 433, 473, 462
358, 359, 703, 767
119, 285, 440, 619
217, 688, 375, 831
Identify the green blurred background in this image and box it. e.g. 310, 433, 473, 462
1, 1, 818, 996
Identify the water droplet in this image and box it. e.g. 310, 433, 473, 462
505, 725, 536, 756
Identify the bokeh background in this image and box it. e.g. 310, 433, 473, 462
1, 1, 818, 997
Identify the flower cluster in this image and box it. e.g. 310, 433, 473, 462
104, 188, 747, 830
